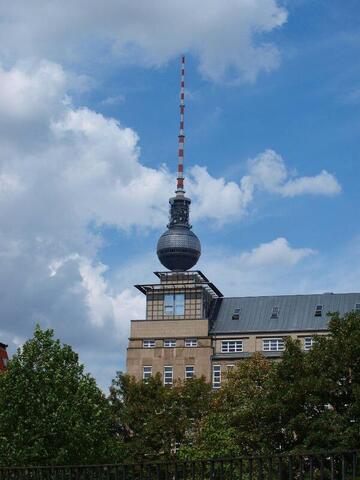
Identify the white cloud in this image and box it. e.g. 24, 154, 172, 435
0, 60, 67, 122
248, 149, 341, 197
201, 235, 360, 302
188, 165, 254, 224
238, 237, 315, 267
185, 150, 341, 224
0, 0, 287, 84
200, 237, 316, 297
100, 95, 125, 106
279, 170, 342, 197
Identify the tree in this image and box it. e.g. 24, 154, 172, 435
180, 312, 360, 459
0, 326, 117, 466
109, 372, 212, 462
299, 311, 360, 451
267, 338, 309, 452
181, 354, 275, 459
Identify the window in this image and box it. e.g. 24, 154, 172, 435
164, 294, 174, 315
314, 305, 323, 317
185, 338, 197, 347
164, 366, 173, 386
232, 308, 241, 320
143, 366, 152, 381
185, 366, 194, 380
221, 340, 243, 353
263, 338, 285, 352
164, 293, 185, 316
212, 365, 221, 389
143, 339, 155, 348
164, 339, 176, 348
227, 364, 235, 371
355, 303, 360, 313
271, 306, 280, 319
304, 337, 314, 351
175, 294, 185, 315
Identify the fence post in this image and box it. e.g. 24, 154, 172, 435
288, 457, 293, 480
352, 452, 357, 480
330, 455, 335, 480
309, 456, 313, 480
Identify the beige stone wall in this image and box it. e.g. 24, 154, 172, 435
127, 338, 213, 381
130, 319, 209, 338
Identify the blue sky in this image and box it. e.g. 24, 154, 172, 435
0, 0, 359, 389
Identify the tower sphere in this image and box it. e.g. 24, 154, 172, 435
157, 226, 201, 271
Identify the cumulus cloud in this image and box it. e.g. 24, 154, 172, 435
248, 149, 341, 197
0, 0, 287, 84
186, 150, 340, 224
201, 236, 360, 302
0, 61, 67, 121
201, 237, 316, 297
188, 166, 254, 223
238, 237, 315, 267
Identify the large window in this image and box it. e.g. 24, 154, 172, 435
304, 337, 314, 351
164, 366, 173, 386
185, 366, 194, 380
143, 340, 155, 348
221, 340, 243, 353
164, 293, 185, 316
164, 339, 176, 348
212, 365, 221, 389
262, 338, 285, 352
143, 366, 152, 381
185, 338, 197, 347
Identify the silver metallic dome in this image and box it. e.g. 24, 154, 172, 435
157, 226, 201, 271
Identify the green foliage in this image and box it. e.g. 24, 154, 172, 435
180, 354, 276, 458
0, 325, 117, 466
180, 312, 360, 459
299, 311, 360, 451
109, 372, 212, 462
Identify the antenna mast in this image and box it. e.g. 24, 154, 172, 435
176, 55, 185, 195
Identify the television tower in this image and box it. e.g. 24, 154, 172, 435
157, 56, 201, 271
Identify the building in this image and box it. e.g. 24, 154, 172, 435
126, 57, 360, 388
0, 343, 9, 371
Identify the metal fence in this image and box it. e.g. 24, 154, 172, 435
0, 451, 358, 480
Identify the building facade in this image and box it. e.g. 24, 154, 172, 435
126, 56, 359, 387
126, 271, 360, 388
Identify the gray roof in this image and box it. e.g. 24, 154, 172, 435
211, 293, 360, 334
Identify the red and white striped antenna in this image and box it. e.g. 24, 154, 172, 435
176, 55, 186, 195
